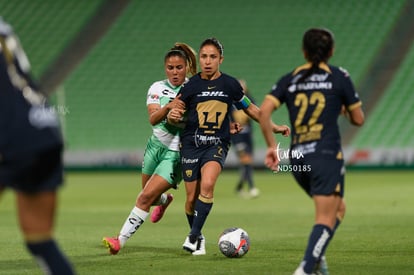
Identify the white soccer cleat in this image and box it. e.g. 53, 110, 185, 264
192, 235, 206, 256
293, 266, 315, 275
314, 256, 329, 275
182, 236, 197, 253
249, 188, 260, 198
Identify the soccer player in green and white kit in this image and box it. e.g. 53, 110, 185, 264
103, 43, 197, 254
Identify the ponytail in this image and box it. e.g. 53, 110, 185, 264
296, 28, 334, 83
165, 42, 197, 76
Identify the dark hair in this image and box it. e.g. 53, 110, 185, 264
199, 37, 224, 56
164, 42, 197, 76
297, 28, 334, 83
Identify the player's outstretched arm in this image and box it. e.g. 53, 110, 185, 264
343, 105, 364, 126
243, 103, 290, 136
259, 97, 280, 171
273, 124, 290, 137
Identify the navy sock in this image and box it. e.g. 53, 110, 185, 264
189, 198, 213, 242
244, 164, 254, 189
26, 239, 74, 275
302, 224, 333, 273
236, 166, 245, 191
333, 217, 341, 233
186, 213, 194, 229
315, 217, 342, 266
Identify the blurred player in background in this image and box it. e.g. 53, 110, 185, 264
0, 18, 75, 274
259, 28, 364, 275
168, 37, 290, 255
102, 43, 197, 254
230, 79, 259, 198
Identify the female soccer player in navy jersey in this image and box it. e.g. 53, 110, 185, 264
168, 37, 290, 255
0, 18, 74, 274
102, 43, 197, 255
259, 28, 364, 275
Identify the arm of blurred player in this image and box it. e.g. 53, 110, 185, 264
230, 122, 243, 134
259, 97, 280, 171
341, 105, 364, 126
243, 103, 290, 136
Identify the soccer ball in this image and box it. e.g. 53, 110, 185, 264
218, 227, 250, 258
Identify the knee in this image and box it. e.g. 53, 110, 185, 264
137, 191, 154, 207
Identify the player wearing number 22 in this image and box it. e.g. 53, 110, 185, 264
259, 28, 364, 274
172, 37, 290, 255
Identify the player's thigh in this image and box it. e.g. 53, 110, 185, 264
138, 174, 172, 206
308, 158, 344, 196
200, 161, 222, 196
181, 146, 202, 182
141, 142, 160, 175
199, 143, 229, 170
153, 151, 182, 186
10, 148, 63, 236
141, 173, 152, 189
290, 159, 312, 196
313, 194, 342, 228
17, 191, 56, 236
142, 174, 171, 195
0, 146, 63, 193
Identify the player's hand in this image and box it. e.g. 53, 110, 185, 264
340, 105, 347, 115
167, 108, 185, 124
341, 105, 350, 120
264, 147, 279, 172
230, 122, 243, 134
273, 124, 290, 137
167, 94, 185, 111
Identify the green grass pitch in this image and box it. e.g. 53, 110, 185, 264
0, 169, 413, 274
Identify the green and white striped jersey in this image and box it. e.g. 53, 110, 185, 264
145, 79, 186, 151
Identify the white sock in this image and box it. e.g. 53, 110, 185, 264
118, 207, 149, 247
153, 193, 167, 206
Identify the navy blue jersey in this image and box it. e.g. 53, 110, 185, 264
0, 19, 63, 190
179, 73, 249, 146
267, 63, 361, 158
0, 23, 62, 160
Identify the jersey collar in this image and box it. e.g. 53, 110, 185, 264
292, 62, 331, 75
